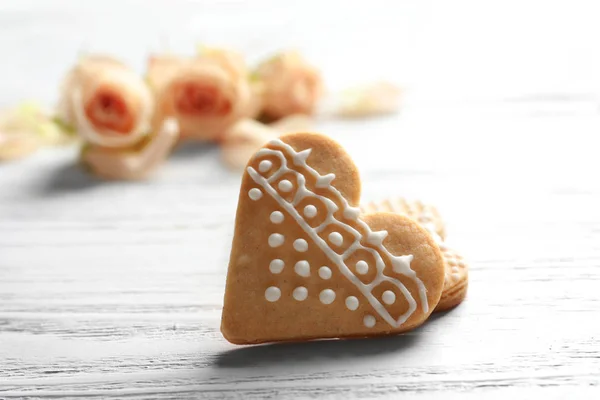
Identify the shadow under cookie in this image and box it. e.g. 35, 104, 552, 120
213, 333, 422, 369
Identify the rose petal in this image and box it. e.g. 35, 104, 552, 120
255, 51, 323, 120
334, 82, 402, 118
0, 134, 40, 161
0, 103, 78, 161
220, 115, 313, 170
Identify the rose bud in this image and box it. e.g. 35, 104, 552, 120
57, 55, 154, 148
254, 51, 323, 120
148, 49, 260, 142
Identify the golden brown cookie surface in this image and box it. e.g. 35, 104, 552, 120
435, 242, 469, 312
221, 133, 445, 344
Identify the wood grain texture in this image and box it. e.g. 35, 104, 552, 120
2, 0, 600, 398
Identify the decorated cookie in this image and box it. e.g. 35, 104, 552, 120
361, 198, 468, 312
361, 198, 446, 241
434, 241, 468, 311
221, 133, 445, 344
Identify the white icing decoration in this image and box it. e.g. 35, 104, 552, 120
293, 148, 312, 165
367, 230, 388, 246
448, 258, 458, 266
304, 205, 318, 218
392, 255, 414, 275
328, 232, 344, 247
269, 259, 284, 274
315, 173, 335, 188
458, 260, 466, 268
382, 290, 396, 305
294, 260, 310, 277
343, 206, 361, 220
345, 296, 359, 310
248, 188, 262, 200
318, 266, 332, 279
259, 160, 273, 173
268, 233, 284, 247
293, 238, 308, 252
319, 289, 336, 304
356, 260, 369, 275
247, 139, 429, 328
451, 266, 459, 273
364, 315, 376, 328
452, 273, 460, 281
278, 179, 293, 192
293, 286, 308, 301
265, 286, 281, 302
270, 211, 284, 224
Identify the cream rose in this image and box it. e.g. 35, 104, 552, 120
255, 51, 323, 120
57, 55, 154, 148
148, 49, 260, 141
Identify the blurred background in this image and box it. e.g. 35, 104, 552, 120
2, 0, 599, 174
2, 0, 599, 104
2, 0, 600, 264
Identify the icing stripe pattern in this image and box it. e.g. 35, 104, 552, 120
247, 139, 429, 327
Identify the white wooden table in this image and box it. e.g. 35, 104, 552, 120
2, 1, 600, 398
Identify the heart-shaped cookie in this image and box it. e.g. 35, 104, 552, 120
221, 133, 445, 344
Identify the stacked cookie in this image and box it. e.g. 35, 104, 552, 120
361, 198, 468, 312
221, 132, 468, 344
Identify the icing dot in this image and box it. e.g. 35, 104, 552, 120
458, 260, 466, 268
364, 315, 376, 328
293, 239, 308, 252
447, 258, 458, 266
438, 243, 448, 251
293, 286, 308, 301
452, 273, 460, 281
269, 259, 284, 274
294, 261, 310, 277
258, 160, 272, 173
248, 188, 262, 200
270, 211, 284, 224
319, 289, 336, 304
318, 266, 332, 279
328, 232, 343, 246
278, 180, 293, 192
345, 296, 359, 311
268, 233, 284, 247
356, 260, 369, 275
382, 290, 396, 305
451, 266, 459, 273
265, 286, 281, 302
304, 205, 317, 218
